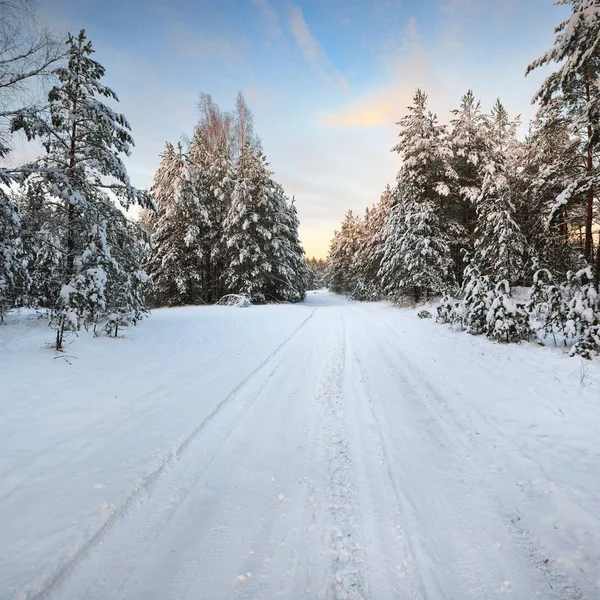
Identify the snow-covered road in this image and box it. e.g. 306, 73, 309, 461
2, 291, 599, 599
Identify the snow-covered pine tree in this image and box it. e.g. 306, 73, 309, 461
188, 126, 234, 302
146, 142, 209, 307
396, 186, 453, 302
527, 0, 600, 273
327, 210, 363, 296
515, 108, 584, 276
353, 186, 393, 301
446, 90, 491, 281
268, 184, 307, 302
488, 99, 521, 160
224, 142, 278, 303
473, 162, 527, 285
14, 182, 64, 308
306, 257, 327, 290
13, 30, 153, 349
379, 90, 453, 300
378, 192, 407, 301
0, 191, 29, 319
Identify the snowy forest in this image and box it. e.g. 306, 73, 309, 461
327, 1, 600, 359
0, 6, 307, 350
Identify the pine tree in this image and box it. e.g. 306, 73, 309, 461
378, 194, 407, 300
0, 191, 29, 319
13, 30, 153, 349
397, 188, 453, 302
446, 90, 491, 280
147, 143, 209, 306
527, 0, 600, 273
306, 257, 327, 290
188, 126, 234, 302
224, 143, 278, 303
327, 210, 363, 295
379, 90, 453, 300
474, 163, 527, 285
516, 110, 584, 275
268, 185, 307, 302
353, 187, 393, 301
14, 182, 63, 308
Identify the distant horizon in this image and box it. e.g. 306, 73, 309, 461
31, 0, 568, 259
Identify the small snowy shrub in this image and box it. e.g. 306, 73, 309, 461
486, 280, 530, 343
418, 310, 433, 319
460, 266, 493, 335
564, 268, 599, 359
217, 293, 251, 308
437, 293, 459, 324
526, 269, 568, 346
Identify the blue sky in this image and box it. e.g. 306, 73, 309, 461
37, 0, 568, 258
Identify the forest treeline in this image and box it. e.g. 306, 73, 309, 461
0, 3, 307, 349
326, 1, 600, 358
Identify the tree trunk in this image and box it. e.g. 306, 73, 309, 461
594, 233, 600, 289
585, 82, 594, 263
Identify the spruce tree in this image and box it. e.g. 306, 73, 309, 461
147, 142, 209, 307
446, 90, 490, 280
527, 0, 600, 272
397, 188, 453, 302
327, 210, 363, 295
474, 163, 527, 285
13, 30, 153, 349
379, 90, 453, 300
268, 185, 307, 302
0, 191, 29, 319
224, 143, 278, 303
353, 188, 393, 301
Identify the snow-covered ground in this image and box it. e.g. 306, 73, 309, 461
1, 290, 599, 600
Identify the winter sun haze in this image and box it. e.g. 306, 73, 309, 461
32, 0, 567, 258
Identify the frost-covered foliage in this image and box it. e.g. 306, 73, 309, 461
216, 293, 251, 307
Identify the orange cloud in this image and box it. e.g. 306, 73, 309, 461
322, 17, 442, 128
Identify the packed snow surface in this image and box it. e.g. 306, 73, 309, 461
1, 290, 599, 599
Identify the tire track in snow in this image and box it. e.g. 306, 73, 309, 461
29, 307, 317, 600
356, 305, 587, 599
344, 339, 439, 600
318, 311, 368, 600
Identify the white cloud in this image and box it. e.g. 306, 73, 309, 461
288, 4, 348, 90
